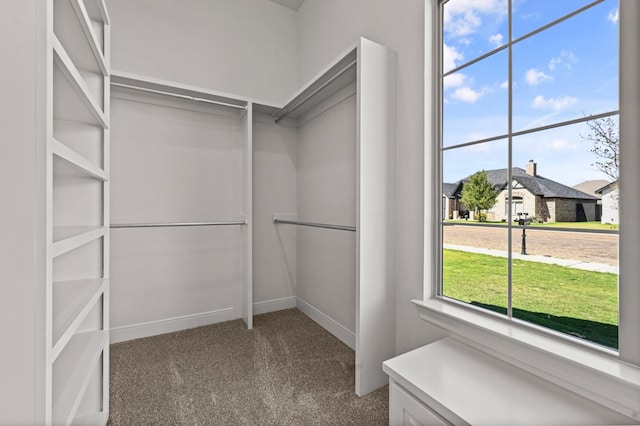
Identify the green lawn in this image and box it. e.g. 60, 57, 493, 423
443, 249, 618, 348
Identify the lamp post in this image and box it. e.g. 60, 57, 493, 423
518, 212, 529, 255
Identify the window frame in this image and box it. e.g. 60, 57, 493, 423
418, 0, 640, 419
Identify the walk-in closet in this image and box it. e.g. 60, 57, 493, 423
8, 1, 637, 425
1, 1, 398, 421
108, 38, 397, 397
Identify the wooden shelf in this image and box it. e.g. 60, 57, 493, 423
53, 36, 108, 128
54, 0, 108, 76
52, 278, 107, 360
52, 226, 106, 258
53, 330, 107, 426
52, 137, 108, 181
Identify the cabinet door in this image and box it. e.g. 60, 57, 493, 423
390, 382, 450, 426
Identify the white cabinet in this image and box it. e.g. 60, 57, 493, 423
384, 338, 637, 426
389, 381, 449, 426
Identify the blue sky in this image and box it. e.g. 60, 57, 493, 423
442, 0, 619, 186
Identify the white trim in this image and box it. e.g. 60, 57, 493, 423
109, 308, 234, 344
296, 297, 355, 350
413, 298, 640, 421
618, 0, 640, 365
253, 296, 297, 315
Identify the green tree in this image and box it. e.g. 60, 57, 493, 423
460, 170, 499, 222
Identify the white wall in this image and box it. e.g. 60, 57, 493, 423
106, 0, 299, 104
109, 92, 246, 341
252, 114, 298, 311
601, 188, 619, 225
296, 92, 358, 338
297, 0, 445, 353
0, 1, 46, 423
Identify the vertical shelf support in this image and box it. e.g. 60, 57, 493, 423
241, 104, 254, 329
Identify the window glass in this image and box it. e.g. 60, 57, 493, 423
512, 1, 619, 131
513, 0, 601, 39
443, 0, 508, 67
439, 0, 620, 349
443, 50, 509, 147
442, 141, 509, 312
510, 123, 619, 348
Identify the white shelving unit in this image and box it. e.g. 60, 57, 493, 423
109, 71, 253, 338
256, 38, 397, 397
48, 0, 110, 424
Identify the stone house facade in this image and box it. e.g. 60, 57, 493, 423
444, 161, 598, 223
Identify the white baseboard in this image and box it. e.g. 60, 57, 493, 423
296, 297, 355, 350
109, 297, 354, 348
110, 308, 235, 344
253, 296, 297, 315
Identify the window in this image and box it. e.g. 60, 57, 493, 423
437, 0, 623, 349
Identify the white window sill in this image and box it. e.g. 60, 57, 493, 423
412, 298, 640, 421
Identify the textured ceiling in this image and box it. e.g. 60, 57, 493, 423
266, 0, 306, 12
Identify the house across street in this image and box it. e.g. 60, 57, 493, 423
443, 160, 601, 223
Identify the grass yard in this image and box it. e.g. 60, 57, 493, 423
443, 249, 618, 349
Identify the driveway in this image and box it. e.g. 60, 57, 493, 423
443, 225, 619, 266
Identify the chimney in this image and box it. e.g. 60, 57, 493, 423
526, 160, 537, 177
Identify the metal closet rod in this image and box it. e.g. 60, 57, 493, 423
110, 221, 247, 229
273, 218, 356, 232
111, 82, 247, 110
274, 59, 357, 123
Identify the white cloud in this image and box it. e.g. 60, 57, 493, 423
525, 68, 552, 86
488, 33, 504, 47
443, 43, 464, 73
548, 139, 577, 151
444, 7, 481, 37
443, 0, 507, 38
451, 86, 483, 103
608, 7, 619, 24
548, 50, 578, 71
500, 80, 509, 89
532, 95, 577, 111
444, 73, 467, 90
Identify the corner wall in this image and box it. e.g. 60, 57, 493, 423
106, 0, 299, 104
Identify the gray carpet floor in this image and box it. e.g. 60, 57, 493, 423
108, 308, 389, 425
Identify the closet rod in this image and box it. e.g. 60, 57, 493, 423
273, 218, 356, 232
111, 82, 247, 110
111, 221, 247, 229
274, 59, 357, 123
